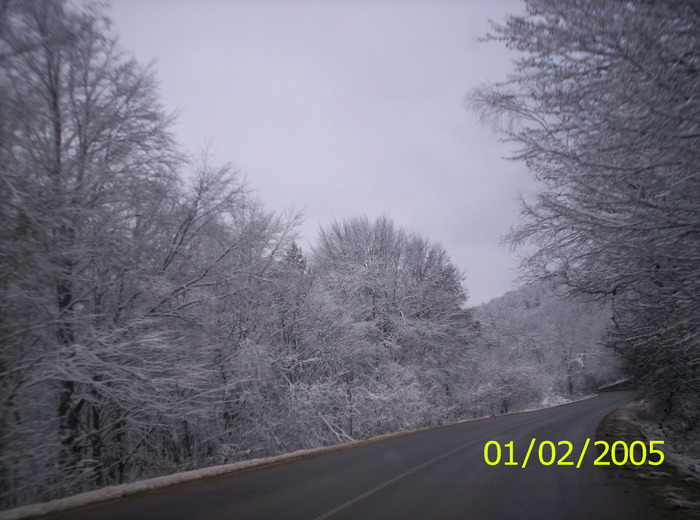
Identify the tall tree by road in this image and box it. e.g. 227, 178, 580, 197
0, 0, 181, 500
469, 0, 699, 431
0, 0, 303, 505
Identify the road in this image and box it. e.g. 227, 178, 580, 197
44, 391, 661, 520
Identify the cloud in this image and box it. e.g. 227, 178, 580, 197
108, 0, 531, 305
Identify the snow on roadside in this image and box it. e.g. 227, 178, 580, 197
0, 392, 598, 520
520, 393, 597, 413
0, 445, 350, 520
618, 400, 700, 479
606, 400, 700, 517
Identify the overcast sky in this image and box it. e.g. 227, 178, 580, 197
106, 0, 534, 306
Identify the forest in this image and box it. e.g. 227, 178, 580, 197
469, 0, 698, 462
1, 0, 697, 510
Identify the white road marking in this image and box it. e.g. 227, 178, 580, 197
312, 442, 473, 520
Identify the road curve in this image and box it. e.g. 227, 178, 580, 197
43, 391, 661, 520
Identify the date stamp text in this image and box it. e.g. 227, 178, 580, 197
483, 439, 664, 468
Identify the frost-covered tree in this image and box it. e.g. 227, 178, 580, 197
312, 216, 473, 429
0, 3, 481, 506
471, 280, 619, 415
0, 1, 304, 507
0, 0, 181, 502
469, 0, 699, 431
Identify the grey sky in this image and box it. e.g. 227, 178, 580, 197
106, 0, 533, 306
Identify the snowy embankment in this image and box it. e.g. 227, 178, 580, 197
0, 394, 597, 520
597, 400, 700, 515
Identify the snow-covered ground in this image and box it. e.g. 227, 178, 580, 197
619, 401, 700, 478
610, 400, 700, 514
0, 393, 598, 520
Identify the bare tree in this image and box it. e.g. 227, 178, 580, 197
0, 0, 181, 504
468, 0, 699, 431
311, 216, 472, 429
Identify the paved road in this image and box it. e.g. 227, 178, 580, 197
44, 391, 662, 520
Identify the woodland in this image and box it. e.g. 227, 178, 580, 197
1, 0, 697, 509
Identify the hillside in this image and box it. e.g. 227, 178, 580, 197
467, 279, 622, 415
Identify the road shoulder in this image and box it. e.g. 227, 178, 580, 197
596, 402, 700, 519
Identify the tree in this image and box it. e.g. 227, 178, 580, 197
0, 0, 183, 502
468, 0, 699, 431
311, 216, 472, 428
471, 279, 619, 415
0, 2, 304, 495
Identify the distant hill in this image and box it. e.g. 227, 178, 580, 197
465, 279, 622, 415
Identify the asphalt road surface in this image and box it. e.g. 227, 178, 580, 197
44, 391, 661, 520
